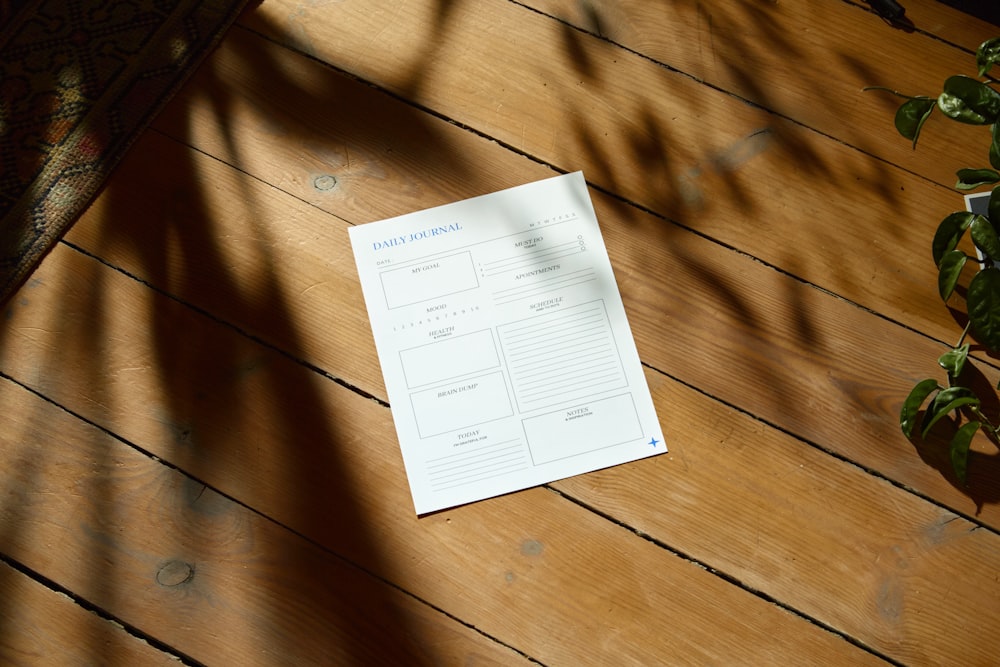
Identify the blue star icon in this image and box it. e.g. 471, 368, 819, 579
648, 437, 660, 448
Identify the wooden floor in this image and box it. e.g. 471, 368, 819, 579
3, 0, 1000, 664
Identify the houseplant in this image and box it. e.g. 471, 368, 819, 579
869, 38, 1000, 485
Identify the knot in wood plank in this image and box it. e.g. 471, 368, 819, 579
156, 560, 195, 587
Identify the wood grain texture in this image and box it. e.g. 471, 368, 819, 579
55, 128, 1000, 662
555, 370, 1000, 666
112, 54, 1000, 523
0, 562, 179, 666
845, 0, 999, 47
520, 0, 995, 184
0, 244, 888, 665
4, 0, 1000, 662
229, 7, 992, 363
0, 370, 528, 665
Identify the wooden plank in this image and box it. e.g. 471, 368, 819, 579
22, 212, 1000, 666
516, 0, 995, 184
0, 371, 531, 665
0, 243, 889, 665
0, 562, 179, 666
846, 0, 1000, 47
61, 127, 1000, 660
133, 36, 1000, 523
556, 370, 1000, 666
65, 165, 1000, 662
597, 189, 1000, 515
240, 0, 984, 200
223, 9, 984, 356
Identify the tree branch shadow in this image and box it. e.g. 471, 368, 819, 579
4, 0, 1000, 661
0, 0, 477, 663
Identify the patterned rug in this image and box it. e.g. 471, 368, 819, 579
0, 0, 250, 304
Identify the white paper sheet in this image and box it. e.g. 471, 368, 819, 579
965, 192, 998, 269
349, 172, 665, 514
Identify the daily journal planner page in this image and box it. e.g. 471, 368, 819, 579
349, 171, 665, 514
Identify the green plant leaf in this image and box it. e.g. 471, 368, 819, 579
922, 386, 980, 439
990, 121, 1000, 169
900, 378, 940, 437
938, 249, 968, 300
968, 267, 1000, 351
894, 96, 936, 147
938, 76, 1000, 125
950, 420, 980, 485
990, 186, 1000, 234
977, 38, 1000, 78
932, 212, 976, 265
938, 343, 971, 378
991, 123, 1000, 170
927, 385, 978, 413
971, 215, 1000, 260
956, 168, 1000, 190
